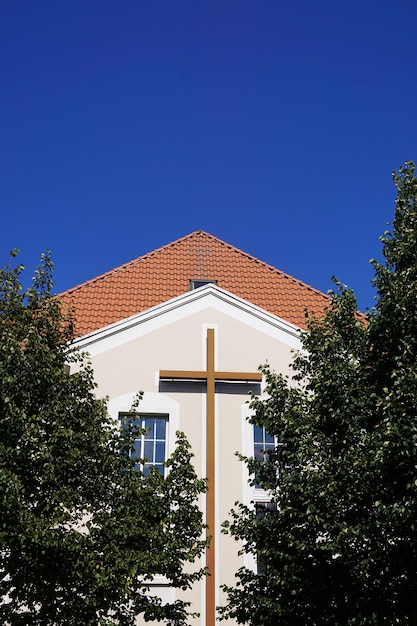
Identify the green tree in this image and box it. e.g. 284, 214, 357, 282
221, 161, 417, 625
0, 251, 206, 626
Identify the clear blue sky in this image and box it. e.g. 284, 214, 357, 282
2, 1, 416, 312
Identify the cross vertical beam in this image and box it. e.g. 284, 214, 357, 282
205, 328, 216, 626
159, 328, 262, 626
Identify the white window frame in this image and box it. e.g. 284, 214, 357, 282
120, 412, 169, 477
108, 391, 179, 464
241, 404, 277, 505
253, 423, 276, 491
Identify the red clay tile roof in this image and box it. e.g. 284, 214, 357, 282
59, 230, 331, 336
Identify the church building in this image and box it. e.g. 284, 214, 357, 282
60, 231, 330, 626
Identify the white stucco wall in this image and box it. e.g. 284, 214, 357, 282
73, 287, 301, 625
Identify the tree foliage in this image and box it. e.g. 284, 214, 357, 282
222, 161, 417, 625
0, 251, 207, 626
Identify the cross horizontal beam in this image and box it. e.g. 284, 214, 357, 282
160, 369, 262, 382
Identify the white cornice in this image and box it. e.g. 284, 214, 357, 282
73, 284, 302, 355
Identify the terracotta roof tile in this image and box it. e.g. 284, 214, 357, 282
60, 230, 331, 336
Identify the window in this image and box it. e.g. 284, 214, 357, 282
120, 414, 168, 477
189, 279, 217, 290
253, 424, 275, 489
241, 414, 277, 573
111, 392, 178, 479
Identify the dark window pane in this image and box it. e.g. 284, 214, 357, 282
155, 418, 166, 440
264, 431, 274, 444
144, 440, 154, 463
144, 418, 156, 438
253, 424, 264, 443
154, 464, 164, 476
155, 441, 165, 464
131, 440, 141, 459
254, 444, 264, 460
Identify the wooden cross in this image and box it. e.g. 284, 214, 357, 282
160, 328, 262, 626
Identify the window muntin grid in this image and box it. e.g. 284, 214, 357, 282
121, 414, 168, 477
253, 424, 275, 489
